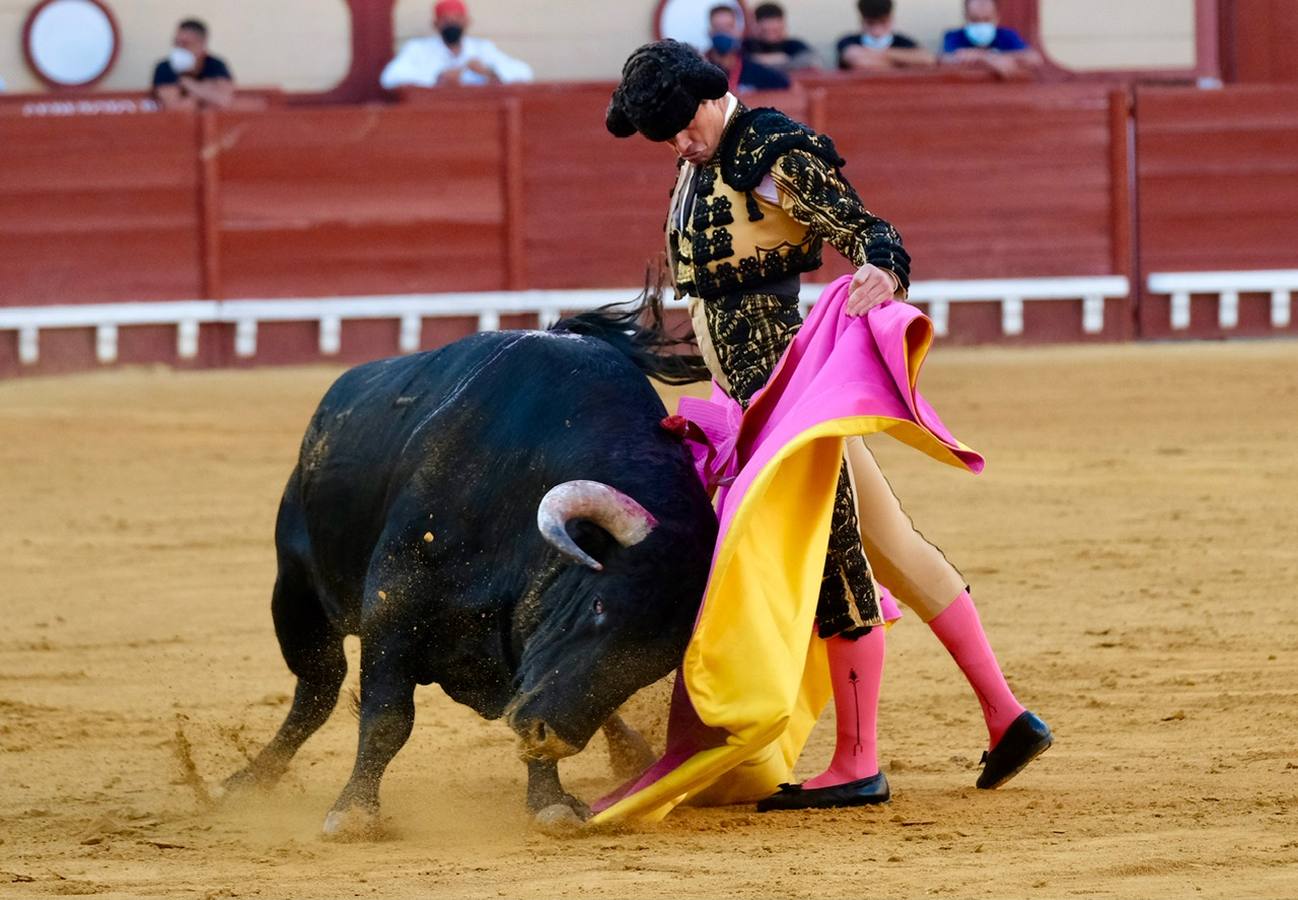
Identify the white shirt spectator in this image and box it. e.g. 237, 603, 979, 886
380, 35, 533, 88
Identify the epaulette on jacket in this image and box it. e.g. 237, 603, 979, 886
717, 107, 846, 194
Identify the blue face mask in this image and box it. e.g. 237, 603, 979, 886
964, 22, 997, 47
860, 32, 895, 50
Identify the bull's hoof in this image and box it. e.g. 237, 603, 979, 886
214, 767, 268, 803
322, 805, 385, 841
533, 803, 586, 837
529, 789, 590, 834
560, 791, 591, 821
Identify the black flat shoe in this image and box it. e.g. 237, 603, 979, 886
756, 772, 891, 812
976, 710, 1053, 789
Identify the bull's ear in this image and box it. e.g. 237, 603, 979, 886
566, 519, 619, 569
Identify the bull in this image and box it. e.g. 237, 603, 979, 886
222, 307, 717, 836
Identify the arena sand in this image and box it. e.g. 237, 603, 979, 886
2, 341, 1296, 900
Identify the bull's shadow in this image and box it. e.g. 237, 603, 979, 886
221, 308, 717, 838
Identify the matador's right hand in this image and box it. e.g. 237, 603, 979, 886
846, 264, 901, 317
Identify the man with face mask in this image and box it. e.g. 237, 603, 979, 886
707, 4, 743, 42
837, 0, 934, 71
706, 33, 790, 94
152, 19, 234, 110
380, 0, 533, 90
941, 0, 1042, 78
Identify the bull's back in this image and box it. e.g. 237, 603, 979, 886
282, 331, 666, 613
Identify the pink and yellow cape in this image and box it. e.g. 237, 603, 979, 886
591, 275, 984, 826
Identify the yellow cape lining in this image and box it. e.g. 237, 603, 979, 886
591, 412, 976, 826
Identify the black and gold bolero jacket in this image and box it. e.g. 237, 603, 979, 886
667, 105, 911, 301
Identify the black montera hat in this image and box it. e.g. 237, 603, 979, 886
606, 40, 729, 142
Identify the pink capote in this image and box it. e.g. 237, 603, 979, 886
592, 275, 984, 821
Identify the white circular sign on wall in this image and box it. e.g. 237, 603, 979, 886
656, 0, 747, 53
24, 0, 119, 88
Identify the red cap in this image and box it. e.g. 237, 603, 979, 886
434, 0, 467, 18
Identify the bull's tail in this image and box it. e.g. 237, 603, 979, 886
551, 269, 710, 386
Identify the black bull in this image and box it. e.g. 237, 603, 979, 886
223, 314, 717, 836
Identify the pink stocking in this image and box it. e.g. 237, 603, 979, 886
802, 626, 884, 789
928, 591, 1026, 747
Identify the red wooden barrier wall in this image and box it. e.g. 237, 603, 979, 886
3, 82, 1296, 375
414, 80, 1129, 346
517, 85, 675, 292
0, 113, 203, 306
0, 83, 1133, 312
1222, 0, 1298, 85
211, 103, 508, 299
207, 102, 511, 364
1135, 85, 1298, 338
817, 83, 1132, 343
820, 84, 1120, 280
457, 83, 805, 292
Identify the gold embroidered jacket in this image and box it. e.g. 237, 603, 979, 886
667, 105, 910, 301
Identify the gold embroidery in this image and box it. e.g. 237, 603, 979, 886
771, 150, 911, 290
672, 106, 908, 637
690, 291, 884, 635
668, 105, 910, 301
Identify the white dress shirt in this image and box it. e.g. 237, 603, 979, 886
380, 35, 534, 89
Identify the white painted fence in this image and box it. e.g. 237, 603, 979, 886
1146, 270, 1298, 330
0, 276, 1130, 366
896, 277, 1128, 338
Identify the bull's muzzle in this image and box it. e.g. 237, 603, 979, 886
512, 717, 581, 761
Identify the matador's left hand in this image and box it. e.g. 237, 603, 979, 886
846, 264, 901, 317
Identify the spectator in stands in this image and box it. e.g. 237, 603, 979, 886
152, 19, 234, 110
380, 0, 533, 89
708, 4, 743, 41
940, 0, 1042, 78
743, 3, 820, 73
706, 33, 791, 93
837, 0, 934, 71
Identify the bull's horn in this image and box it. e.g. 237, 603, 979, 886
536, 481, 658, 571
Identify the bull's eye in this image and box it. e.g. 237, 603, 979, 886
593, 598, 605, 617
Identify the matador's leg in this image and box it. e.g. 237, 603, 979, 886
842, 437, 964, 621
763, 460, 891, 805
756, 626, 890, 810
814, 460, 882, 638
844, 437, 1051, 788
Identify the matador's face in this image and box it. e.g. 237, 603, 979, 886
669, 96, 729, 165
